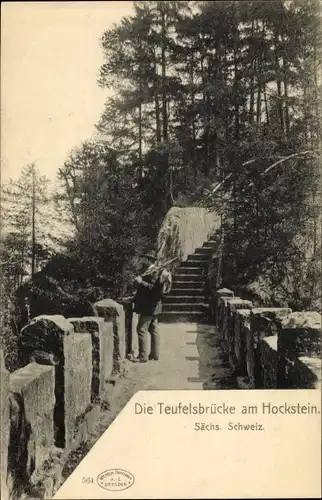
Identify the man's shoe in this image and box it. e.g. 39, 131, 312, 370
140, 359, 148, 363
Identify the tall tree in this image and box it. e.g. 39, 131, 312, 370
2, 163, 53, 281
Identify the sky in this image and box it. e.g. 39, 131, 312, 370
1, 1, 135, 183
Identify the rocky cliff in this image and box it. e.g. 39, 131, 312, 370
157, 207, 220, 266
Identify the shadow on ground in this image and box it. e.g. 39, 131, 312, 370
186, 322, 238, 390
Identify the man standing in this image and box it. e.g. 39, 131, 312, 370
132, 250, 171, 363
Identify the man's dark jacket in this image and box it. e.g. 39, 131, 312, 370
133, 271, 163, 316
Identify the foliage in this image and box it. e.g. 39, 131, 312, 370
5, 0, 321, 334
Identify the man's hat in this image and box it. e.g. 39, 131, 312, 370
141, 250, 157, 261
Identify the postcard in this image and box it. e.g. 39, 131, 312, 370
1, 2, 321, 499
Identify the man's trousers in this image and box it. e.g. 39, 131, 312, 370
137, 315, 160, 361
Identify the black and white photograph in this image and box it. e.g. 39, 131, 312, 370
1, 1, 321, 499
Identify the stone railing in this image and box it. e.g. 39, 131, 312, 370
1, 298, 138, 500
210, 288, 322, 390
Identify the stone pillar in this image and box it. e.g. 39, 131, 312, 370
20, 315, 74, 448
68, 317, 113, 402
20, 315, 74, 367
64, 333, 92, 450
278, 311, 322, 388
20, 316, 93, 451
93, 299, 126, 373
8, 363, 55, 497
247, 308, 292, 388
214, 288, 234, 327
259, 336, 278, 388
234, 310, 251, 376
224, 299, 253, 357
0, 351, 9, 500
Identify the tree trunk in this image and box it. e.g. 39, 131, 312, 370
234, 48, 240, 139
190, 59, 196, 146
249, 21, 255, 124
138, 100, 143, 177
264, 83, 270, 125
274, 32, 285, 135
153, 52, 162, 144
256, 75, 262, 129
161, 6, 168, 142
155, 94, 162, 144
283, 51, 290, 139
31, 168, 36, 279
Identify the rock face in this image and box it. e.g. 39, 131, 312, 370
157, 206, 220, 265
93, 299, 126, 372
1, 351, 9, 500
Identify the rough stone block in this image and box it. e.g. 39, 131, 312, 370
20, 315, 75, 448
224, 299, 253, 354
214, 288, 234, 323
64, 333, 92, 450
219, 296, 242, 340
245, 327, 256, 388
284, 357, 321, 389
259, 336, 278, 389
234, 310, 251, 375
277, 312, 321, 388
68, 317, 113, 402
279, 311, 321, 358
1, 351, 10, 500
248, 308, 292, 388
28, 447, 65, 500
20, 315, 74, 367
250, 307, 292, 343
93, 299, 126, 372
217, 296, 239, 332
8, 363, 55, 498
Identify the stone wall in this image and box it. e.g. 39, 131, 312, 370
1, 298, 127, 500
211, 288, 322, 390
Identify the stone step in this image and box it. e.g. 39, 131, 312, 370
172, 279, 204, 287
194, 247, 214, 255
169, 288, 204, 295
163, 295, 205, 304
159, 311, 206, 323
163, 302, 207, 312
202, 243, 217, 250
181, 260, 207, 267
187, 253, 210, 260
176, 267, 205, 275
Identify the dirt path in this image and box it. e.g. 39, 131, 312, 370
61, 322, 237, 480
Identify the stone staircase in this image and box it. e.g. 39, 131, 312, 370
160, 231, 220, 322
